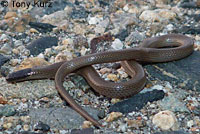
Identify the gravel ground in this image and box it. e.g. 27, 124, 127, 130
0, 0, 200, 134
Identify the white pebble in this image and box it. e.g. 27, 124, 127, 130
88, 16, 103, 25
112, 39, 123, 50
166, 24, 174, 31
119, 124, 127, 132
152, 110, 178, 130
187, 120, 194, 128
151, 85, 163, 90
0, 34, 8, 40
60, 130, 68, 134
37, 53, 45, 59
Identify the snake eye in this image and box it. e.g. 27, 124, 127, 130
6, 68, 32, 82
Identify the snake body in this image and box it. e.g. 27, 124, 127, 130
6, 34, 194, 127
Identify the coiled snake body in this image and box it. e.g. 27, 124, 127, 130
6, 34, 194, 127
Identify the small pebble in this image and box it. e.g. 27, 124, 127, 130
37, 53, 45, 59
29, 28, 39, 33
34, 121, 50, 132
152, 110, 178, 130
88, 16, 103, 25
62, 38, 73, 45
16, 125, 22, 131
111, 98, 121, 104
118, 123, 127, 132
166, 24, 174, 31
139, 9, 176, 22
99, 68, 112, 74
23, 124, 29, 131
0, 106, 16, 117
151, 85, 164, 90
12, 49, 20, 55
0, 96, 8, 104
60, 130, 68, 134
83, 98, 90, 105
111, 39, 123, 50
3, 122, 13, 129
55, 52, 73, 62
4, 12, 17, 19
97, 109, 106, 119
125, 119, 144, 128
187, 120, 194, 128
106, 112, 123, 122
10, 59, 19, 66
15, 57, 50, 71
82, 121, 92, 128
20, 116, 31, 123
107, 73, 118, 81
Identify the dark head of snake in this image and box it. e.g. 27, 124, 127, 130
6, 68, 33, 83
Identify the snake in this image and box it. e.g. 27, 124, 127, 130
6, 34, 194, 127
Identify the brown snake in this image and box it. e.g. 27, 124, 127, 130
6, 34, 194, 127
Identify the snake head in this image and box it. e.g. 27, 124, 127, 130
6, 68, 33, 83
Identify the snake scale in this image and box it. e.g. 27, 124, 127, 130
6, 34, 194, 127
